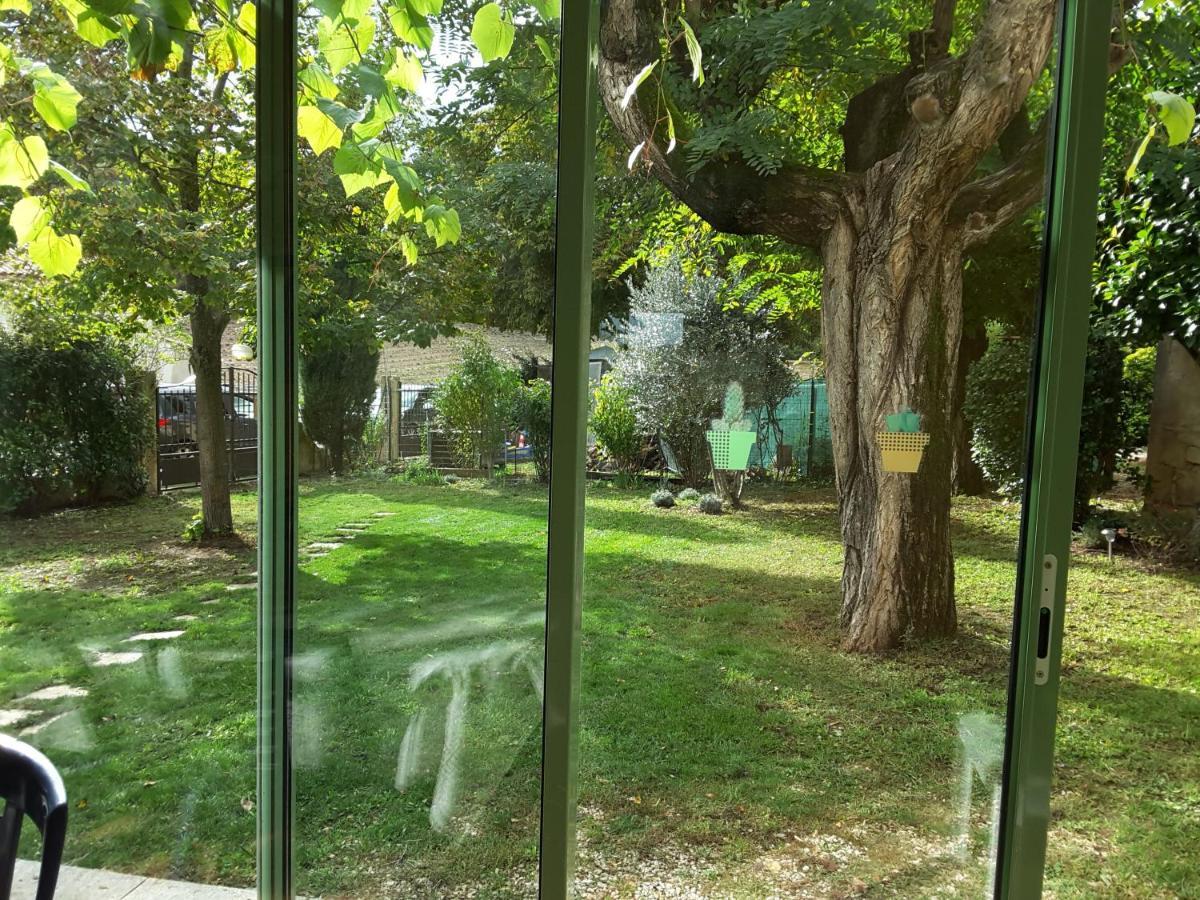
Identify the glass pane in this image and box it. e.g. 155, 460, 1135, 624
1, 1, 257, 892
1048, 5, 1200, 895
292, 3, 562, 895
580, 0, 1064, 894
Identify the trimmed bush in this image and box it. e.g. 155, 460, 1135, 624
433, 335, 522, 473
1122, 345, 1156, 450
590, 375, 642, 473
515, 378, 552, 483
0, 331, 151, 515
678, 487, 700, 502
650, 489, 675, 508
300, 320, 381, 475
697, 493, 723, 515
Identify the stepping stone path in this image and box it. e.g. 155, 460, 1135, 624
372, 512, 394, 517
20, 711, 69, 738
173, 614, 199, 622
305, 541, 344, 552
18, 684, 88, 702
123, 630, 185, 643
226, 582, 255, 592
0, 709, 36, 728
90, 651, 143, 667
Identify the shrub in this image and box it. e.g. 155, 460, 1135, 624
443, 473, 460, 485
393, 458, 444, 486
300, 323, 380, 475
697, 493, 723, 515
515, 378, 552, 482
650, 489, 675, 508
678, 487, 700, 501
433, 335, 522, 473
964, 326, 1127, 522
616, 259, 795, 488
0, 331, 151, 515
1122, 345, 1156, 450
590, 375, 642, 473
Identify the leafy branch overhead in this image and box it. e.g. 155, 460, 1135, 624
0, 0, 556, 278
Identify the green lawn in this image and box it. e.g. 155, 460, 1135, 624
0, 478, 1195, 898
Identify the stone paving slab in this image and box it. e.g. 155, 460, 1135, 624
11, 860, 259, 900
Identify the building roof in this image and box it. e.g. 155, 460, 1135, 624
377, 325, 556, 385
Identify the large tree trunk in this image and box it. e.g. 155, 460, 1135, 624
822, 179, 963, 651
190, 296, 233, 534
598, 0, 1063, 652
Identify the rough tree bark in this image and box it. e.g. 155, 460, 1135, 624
189, 296, 234, 533
599, 0, 1064, 650
175, 42, 234, 535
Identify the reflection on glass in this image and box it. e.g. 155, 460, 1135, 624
579, 0, 1061, 895
293, 0, 561, 894
1, 0, 257, 891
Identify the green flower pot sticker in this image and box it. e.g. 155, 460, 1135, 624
706, 383, 757, 472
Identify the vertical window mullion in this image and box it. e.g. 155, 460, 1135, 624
538, 0, 602, 895
997, 1, 1111, 896
256, 0, 298, 894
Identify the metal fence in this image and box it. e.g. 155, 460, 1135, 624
373, 379, 498, 469
748, 378, 834, 477
157, 367, 258, 491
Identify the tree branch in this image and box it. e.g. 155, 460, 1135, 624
598, 0, 852, 249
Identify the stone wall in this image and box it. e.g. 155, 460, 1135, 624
1146, 336, 1200, 508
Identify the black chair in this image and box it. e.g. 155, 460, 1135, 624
0, 734, 67, 900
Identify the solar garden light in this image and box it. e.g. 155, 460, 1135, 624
1100, 527, 1117, 564
878, 406, 930, 473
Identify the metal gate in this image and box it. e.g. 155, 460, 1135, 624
157, 367, 258, 491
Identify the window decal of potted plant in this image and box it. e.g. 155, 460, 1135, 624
706, 382, 757, 471
877, 406, 930, 473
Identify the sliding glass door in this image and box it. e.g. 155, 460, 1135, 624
251, 0, 1111, 897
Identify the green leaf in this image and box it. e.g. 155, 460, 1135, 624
398, 233, 418, 265
316, 96, 366, 130
23, 64, 83, 131
530, 0, 557, 21
298, 104, 343, 156
1126, 123, 1155, 182
678, 16, 703, 85
352, 62, 388, 99
407, 0, 440, 14
385, 50, 423, 93
665, 106, 676, 153
10, 195, 49, 244
49, 159, 92, 192
621, 60, 656, 110
387, 2, 432, 50
28, 225, 82, 276
471, 3, 513, 63
0, 0, 32, 14
422, 203, 460, 247
1146, 90, 1196, 147
534, 35, 554, 66
0, 133, 49, 188
299, 63, 339, 100
350, 90, 400, 140
233, 2, 256, 66
332, 143, 390, 197
318, 13, 375, 74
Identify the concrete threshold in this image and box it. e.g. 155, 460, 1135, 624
12, 860, 257, 899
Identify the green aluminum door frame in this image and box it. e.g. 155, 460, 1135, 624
252, 0, 1106, 894
996, 0, 1110, 897
539, 0, 602, 895
256, 0, 297, 892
